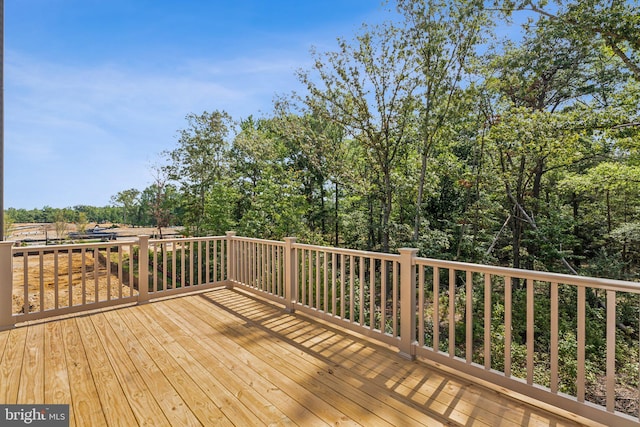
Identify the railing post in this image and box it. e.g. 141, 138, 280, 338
284, 237, 297, 313
399, 248, 418, 360
226, 231, 236, 288
0, 241, 15, 330
137, 235, 150, 304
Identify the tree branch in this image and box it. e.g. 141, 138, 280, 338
506, 189, 579, 275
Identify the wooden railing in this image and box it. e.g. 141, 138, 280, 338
146, 235, 230, 299
1, 234, 639, 426
0, 235, 231, 323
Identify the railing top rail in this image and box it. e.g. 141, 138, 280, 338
11, 240, 134, 253
416, 256, 640, 293
149, 235, 227, 244
293, 242, 400, 261
232, 235, 286, 246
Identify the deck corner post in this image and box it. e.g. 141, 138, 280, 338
284, 237, 297, 313
398, 247, 418, 360
226, 231, 236, 288
137, 235, 150, 304
0, 241, 15, 330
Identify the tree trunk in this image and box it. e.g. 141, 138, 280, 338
606, 190, 612, 233
413, 150, 429, 241
368, 196, 375, 250
382, 168, 392, 253
512, 156, 527, 272
334, 182, 339, 246
320, 180, 326, 235
512, 204, 522, 271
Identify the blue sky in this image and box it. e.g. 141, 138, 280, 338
5, 0, 389, 209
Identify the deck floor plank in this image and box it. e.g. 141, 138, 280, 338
233, 295, 572, 427
87, 313, 173, 426
151, 296, 348, 426
199, 289, 582, 427
184, 291, 451, 427
43, 321, 75, 427
0, 328, 9, 368
17, 323, 44, 404
106, 306, 236, 427
274, 317, 497, 424
74, 315, 139, 426
224, 309, 464, 426
163, 297, 362, 425
0, 288, 594, 427
211, 291, 489, 424
60, 317, 108, 426
133, 304, 302, 424
141, 300, 325, 426
1, 327, 27, 404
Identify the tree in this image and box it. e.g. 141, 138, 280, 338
76, 212, 88, 234
147, 167, 176, 238
487, 107, 588, 272
110, 189, 140, 225
165, 111, 233, 236
496, 0, 640, 81
481, 13, 615, 271
298, 21, 419, 251
53, 210, 68, 242
3, 212, 14, 240
560, 162, 640, 276
271, 99, 349, 245
229, 117, 305, 239
395, 0, 488, 241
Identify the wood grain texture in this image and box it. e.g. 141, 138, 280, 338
0, 289, 587, 426
43, 321, 74, 427
17, 323, 44, 404
61, 318, 107, 426
0, 327, 27, 404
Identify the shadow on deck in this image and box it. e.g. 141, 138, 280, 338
0, 287, 594, 426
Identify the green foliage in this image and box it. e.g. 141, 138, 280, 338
3, 211, 15, 240
110, 188, 140, 225
165, 110, 233, 236
53, 210, 68, 242
76, 212, 88, 234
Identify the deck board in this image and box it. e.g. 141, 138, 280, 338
114, 309, 251, 425
184, 290, 442, 426
1, 327, 27, 404
138, 307, 298, 424
0, 288, 589, 426
144, 301, 326, 426
43, 321, 74, 426
200, 290, 492, 425
61, 317, 107, 426
17, 323, 44, 404
75, 315, 139, 426
159, 296, 348, 425
166, 294, 366, 426
92, 314, 176, 426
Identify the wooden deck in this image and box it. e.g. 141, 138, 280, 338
0, 287, 591, 426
